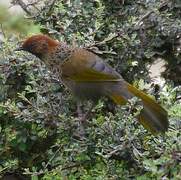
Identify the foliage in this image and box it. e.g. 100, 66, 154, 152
0, 5, 40, 36
0, 0, 181, 179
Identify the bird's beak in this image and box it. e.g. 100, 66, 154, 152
14, 46, 24, 51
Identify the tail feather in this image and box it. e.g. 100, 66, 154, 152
109, 82, 169, 134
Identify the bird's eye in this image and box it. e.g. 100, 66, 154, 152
41, 42, 48, 51
29, 42, 37, 51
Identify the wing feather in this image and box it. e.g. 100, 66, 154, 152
62, 48, 122, 82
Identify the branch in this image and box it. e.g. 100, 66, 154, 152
135, 11, 154, 26
135, 1, 169, 27
11, 0, 32, 15
47, 0, 57, 14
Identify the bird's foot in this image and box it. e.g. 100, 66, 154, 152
73, 102, 94, 140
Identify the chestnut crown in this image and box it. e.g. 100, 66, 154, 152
18, 34, 59, 58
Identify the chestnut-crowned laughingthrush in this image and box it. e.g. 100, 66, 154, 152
16, 34, 169, 134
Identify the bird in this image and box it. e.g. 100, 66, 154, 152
16, 34, 169, 134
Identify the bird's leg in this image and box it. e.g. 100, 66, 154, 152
76, 101, 94, 123
74, 102, 85, 139
77, 102, 84, 119
81, 102, 95, 125
74, 102, 95, 139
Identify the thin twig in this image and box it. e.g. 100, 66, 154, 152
17, 93, 44, 114
44, 146, 62, 169
0, 24, 6, 39
23, 163, 82, 176
61, 163, 82, 171
86, 34, 118, 48
105, 145, 122, 158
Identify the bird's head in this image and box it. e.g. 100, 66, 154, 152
16, 34, 59, 59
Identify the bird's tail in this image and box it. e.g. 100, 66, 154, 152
109, 82, 169, 134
